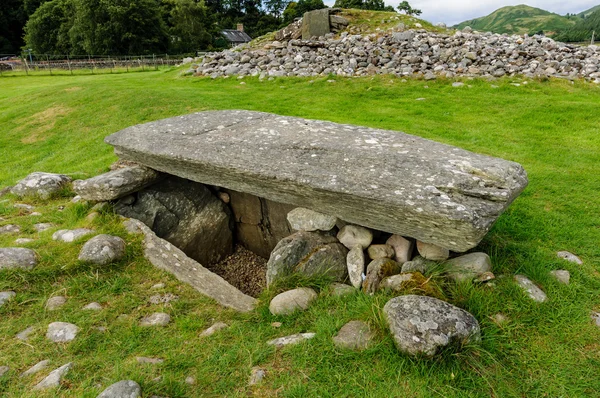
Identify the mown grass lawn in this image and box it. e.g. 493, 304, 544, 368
0, 69, 599, 397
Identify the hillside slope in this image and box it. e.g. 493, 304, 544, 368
455, 5, 576, 35
578, 5, 600, 18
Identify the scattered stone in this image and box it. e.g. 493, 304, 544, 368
452, 82, 465, 87
269, 287, 317, 315
249, 367, 266, 385
0, 224, 20, 234
267, 231, 348, 286
86, 212, 100, 222
148, 293, 179, 305
330, 282, 355, 296
267, 332, 316, 347
557, 251, 583, 265
73, 165, 162, 201
34, 223, 54, 232
71, 195, 84, 203
367, 244, 395, 260
52, 228, 94, 243
491, 313, 508, 325
445, 252, 492, 282
78, 234, 126, 265
380, 272, 429, 293
83, 302, 103, 311
114, 176, 232, 265
46, 322, 79, 342
199, 322, 228, 337
14, 203, 35, 211
333, 320, 375, 351
0, 248, 38, 270
286, 207, 337, 232
363, 258, 401, 294
592, 312, 600, 327
549, 269, 570, 285
346, 245, 365, 288
416, 241, 449, 261
384, 295, 480, 356
45, 296, 67, 310
151, 283, 165, 289
514, 275, 547, 302
140, 312, 171, 326
337, 225, 373, 250
15, 238, 35, 244
385, 235, 413, 264
185, 376, 196, 385
16, 326, 35, 341
474, 272, 495, 283
11, 172, 71, 199
271, 322, 282, 328
0, 291, 16, 307
91, 202, 110, 212
136, 357, 164, 364
0, 366, 8, 377
97, 380, 142, 398
401, 256, 436, 274
32, 362, 72, 390
20, 360, 50, 378
30, 212, 42, 216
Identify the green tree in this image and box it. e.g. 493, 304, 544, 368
554, 8, 600, 42
166, 0, 216, 53
23, 0, 77, 54
333, 0, 391, 12
283, 0, 326, 24
397, 1, 421, 16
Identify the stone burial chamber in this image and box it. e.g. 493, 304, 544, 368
74, 110, 528, 312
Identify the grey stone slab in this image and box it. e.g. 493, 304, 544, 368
302, 9, 331, 40
0, 248, 38, 270
106, 111, 528, 252
73, 165, 162, 201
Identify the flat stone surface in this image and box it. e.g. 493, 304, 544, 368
16, 326, 35, 341
46, 296, 67, 310
0, 224, 20, 234
97, 380, 141, 398
333, 320, 375, 350
34, 223, 54, 232
445, 252, 492, 282
126, 218, 257, 312
33, 362, 72, 390
384, 295, 480, 356
78, 234, 126, 265
550, 269, 570, 285
0, 291, 16, 307
20, 360, 50, 377
0, 248, 38, 270
46, 322, 79, 342
199, 321, 228, 337
269, 287, 317, 315
73, 165, 162, 201
84, 302, 103, 310
286, 207, 337, 231
557, 251, 583, 264
15, 238, 35, 244
105, 111, 528, 252
136, 357, 164, 364
302, 8, 331, 39
52, 228, 94, 243
11, 172, 71, 199
140, 312, 171, 326
267, 332, 316, 347
514, 274, 547, 302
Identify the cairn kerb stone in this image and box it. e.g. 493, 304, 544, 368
73, 165, 162, 201
125, 218, 257, 312
302, 9, 331, 40
106, 111, 528, 252
11, 172, 71, 199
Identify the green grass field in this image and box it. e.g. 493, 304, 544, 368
1, 69, 599, 397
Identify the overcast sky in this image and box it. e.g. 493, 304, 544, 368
324, 1, 599, 26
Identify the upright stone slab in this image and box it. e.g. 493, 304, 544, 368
105, 111, 528, 252
302, 9, 331, 39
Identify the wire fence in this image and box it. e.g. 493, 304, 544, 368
0, 54, 193, 76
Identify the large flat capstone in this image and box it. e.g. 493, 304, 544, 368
105, 110, 528, 252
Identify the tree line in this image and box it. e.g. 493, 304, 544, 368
554, 9, 600, 42
1, 0, 418, 56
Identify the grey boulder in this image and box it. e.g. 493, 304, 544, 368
0, 224, 20, 234
367, 244, 395, 260
401, 256, 437, 274
115, 176, 232, 266
286, 207, 337, 232
445, 252, 492, 282
550, 270, 570, 284
267, 332, 316, 347
333, 320, 375, 351
20, 360, 51, 378
0, 291, 16, 307
384, 295, 480, 356
0, 248, 38, 270
557, 251, 583, 264
52, 228, 94, 243
267, 231, 348, 286
346, 245, 365, 288
11, 172, 71, 199
269, 287, 317, 315
78, 234, 126, 265
73, 165, 162, 201
363, 258, 401, 294
514, 275, 547, 302
46, 322, 79, 342
386, 235, 413, 264
337, 225, 373, 250
97, 380, 142, 398
45, 295, 67, 310
140, 312, 171, 326
33, 362, 72, 390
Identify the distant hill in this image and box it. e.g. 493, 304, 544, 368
454, 5, 576, 35
556, 8, 600, 42
577, 5, 600, 18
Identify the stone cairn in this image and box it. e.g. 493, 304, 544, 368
190, 22, 600, 82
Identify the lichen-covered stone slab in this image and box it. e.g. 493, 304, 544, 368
105, 110, 528, 252
73, 165, 162, 201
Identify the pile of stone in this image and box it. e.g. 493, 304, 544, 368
191, 26, 600, 81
